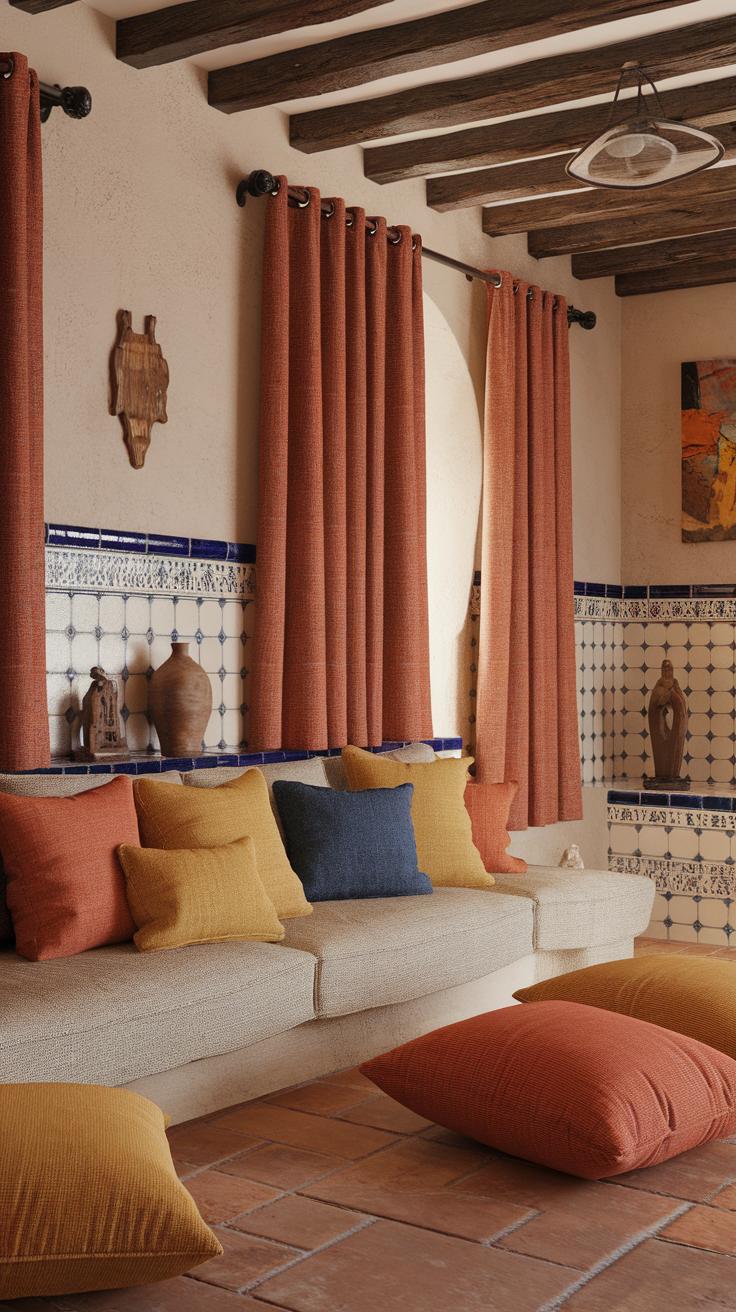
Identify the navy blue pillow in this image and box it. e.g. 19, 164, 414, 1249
271, 780, 433, 902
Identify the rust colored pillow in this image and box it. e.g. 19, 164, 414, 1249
0, 776, 139, 961
361, 1000, 736, 1180
463, 781, 526, 875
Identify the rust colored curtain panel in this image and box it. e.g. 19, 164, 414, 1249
0, 54, 50, 771
475, 273, 581, 830
249, 182, 432, 751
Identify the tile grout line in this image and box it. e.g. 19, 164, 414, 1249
536, 1200, 694, 1311
240, 1215, 379, 1295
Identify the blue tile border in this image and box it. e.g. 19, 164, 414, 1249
22, 738, 463, 776
607, 788, 736, 812
45, 523, 256, 565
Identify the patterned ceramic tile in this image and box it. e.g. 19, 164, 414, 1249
609, 854, 736, 897
46, 549, 255, 599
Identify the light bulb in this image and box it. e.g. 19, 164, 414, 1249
605, 133, 645, 158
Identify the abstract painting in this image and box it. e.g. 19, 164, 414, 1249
682, 359, 736, 542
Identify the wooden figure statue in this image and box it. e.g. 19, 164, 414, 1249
74, 667, 130, 762
644, 659, 689, 790
112, 311, 169, 469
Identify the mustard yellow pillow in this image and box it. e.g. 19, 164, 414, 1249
513, 955, 736, 1061
133, 771, 311, 920
341, 746, 493, 888
117, 836, 285, 951
0, 1084, 221, 1300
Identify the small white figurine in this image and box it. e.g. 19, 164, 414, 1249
558, 844, 585, 869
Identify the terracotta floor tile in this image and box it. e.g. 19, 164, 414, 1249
52, 1276, 251, 1310
710, 949, 736, 960
420, 1124, 498, 1155
188, 1227, 297, 1292
212, 1103, 399, 1159
337, 1095, 434, 1135
216, 1142, 346, 1190
562, 1236, 736, 1310
255, 1217, 577, 1311
714, 1183, 736, 1210
301, 1138, 530, 1242
605, 1141, 736, 1201
449, 1154, 607, 1209
660, 1202, 736, 1255
265, 1083, 371, 1117
496, 1184, 682, 1271
318, 1067, 382, 1092
167, 1124, 263, 1168
184, 1170, 282, 1223
234, 1194, 367, 1249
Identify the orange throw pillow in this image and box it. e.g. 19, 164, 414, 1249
463, 781, 526, 874
0, 776, 139, 961
361, 1000, 736, 1180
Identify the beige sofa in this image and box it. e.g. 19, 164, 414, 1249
0, 750, 655, 1126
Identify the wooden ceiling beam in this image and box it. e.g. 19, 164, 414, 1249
430, 124, 736, 210
115, 0, 393, 72
291, 13, 736, 153
616, 260, 736, 295
527, 198, 736, 257
482, 160, 736, 237
207, 0, 694, 115
572, 229, 736, 279
363, 75, 736, 184
9, 0, 76, 13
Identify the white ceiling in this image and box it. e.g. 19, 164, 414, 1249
84, 0, 736, 145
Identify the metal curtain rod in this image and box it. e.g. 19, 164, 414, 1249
0, 55, 91, 122
236, 170, 596, 330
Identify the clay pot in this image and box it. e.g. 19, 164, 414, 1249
148, 642, 212, 757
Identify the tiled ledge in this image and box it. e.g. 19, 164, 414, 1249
608, 781, 736, 812
45, 523, 256, 563
22, 739, 464, 776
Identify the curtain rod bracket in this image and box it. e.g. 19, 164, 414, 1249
567, 305, 597, 330
38, 83, 92, 124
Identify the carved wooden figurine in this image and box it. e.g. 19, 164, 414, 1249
74, 667, 130, 762
644, 659, 689, 789
112, 311, 169, 469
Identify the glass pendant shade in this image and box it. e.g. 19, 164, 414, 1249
565, 64, 724, 190
567, 118, 724, 189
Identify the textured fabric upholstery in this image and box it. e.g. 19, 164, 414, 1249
280, 887, 533, 1018
0, 940, 316, 1086
182, 758, 329, 839
322, 742, 436, 791
491, 866, 655, 951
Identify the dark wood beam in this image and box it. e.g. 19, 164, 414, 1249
364, 76, 736, 184
116, 0, 393, 72
430, 124, 736, 210
616, 260, 736, 295
9, 0, 76, 12
207, 0, 694, 114
573, 229, 736, 279
291, 13, 736, 153
482, 160, 736, 237
527, 198, 736, 257
428, 155, 582, 212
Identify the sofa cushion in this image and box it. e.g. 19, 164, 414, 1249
0, 940, 316, 1086
0, 772, 182, 947
279, 887, 534, 1018
490, 866, 656, 951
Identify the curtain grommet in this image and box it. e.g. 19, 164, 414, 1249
322, 201, 336, 220
388, 228, 402, 245
366, 218, 378, 236
1, 56, 13, 79
294, 188, 310, 209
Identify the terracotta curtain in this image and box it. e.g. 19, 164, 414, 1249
475, 273, 581, 830
0, 53, 49, 771
249, 179, 432, 752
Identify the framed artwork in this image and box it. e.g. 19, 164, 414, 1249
682, 359, 736, 542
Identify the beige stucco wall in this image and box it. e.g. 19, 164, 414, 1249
8, 0, 621, 753
621, 282, 736, 585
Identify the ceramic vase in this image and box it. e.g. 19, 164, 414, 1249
148, 642, 212, 757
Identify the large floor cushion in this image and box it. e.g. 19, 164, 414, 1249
279, 888, 534, 1019
491, 867, 655, 952
0, 941, 316, 1086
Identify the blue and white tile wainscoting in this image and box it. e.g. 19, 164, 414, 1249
608, 786, 736, 949
42, 521, 461, 772
575, 581, 736, 788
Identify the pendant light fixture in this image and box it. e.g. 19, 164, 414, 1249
566, 62, 724, 190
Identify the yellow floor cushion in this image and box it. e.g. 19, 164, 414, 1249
0, 1084, 221, 1300
514, 953, 736, 1060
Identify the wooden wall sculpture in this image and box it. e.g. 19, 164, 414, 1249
112, 311, 169, 469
